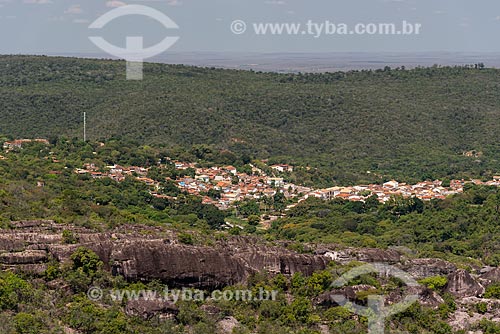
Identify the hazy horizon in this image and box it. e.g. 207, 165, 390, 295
8, 51, 500, 73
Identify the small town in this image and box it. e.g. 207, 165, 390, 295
4, 138, 500, 211
75, 156, 500, 210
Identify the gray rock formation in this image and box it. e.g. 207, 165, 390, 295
0, 224, 329, 289
125, 299, 178, 319
397, 258, 457, 280
445, 269, 485, 298
480, 267, 500, 286
449, 297, 500, 331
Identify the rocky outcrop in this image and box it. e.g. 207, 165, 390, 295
387, 286, 444, 309
480, 267, 500, 286
110, 239, 329, 289
445, 269, 485, 298
10, 220, 56, 229
125, 299, 178, 319
320, 248, 402, 264
397, 258, 457, 280
316, 284, 378, 307
0, 225, 329, 289
0, 250, 47, 264
449, 297, 500, 331
111, 240, 251, 288
317, 284, 445, 309
354, 248, 402, 263
217, 316, 240, 334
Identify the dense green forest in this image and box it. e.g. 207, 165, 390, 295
1, 55, 499, 185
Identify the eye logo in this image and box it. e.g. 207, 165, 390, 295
89, 5, 179, 80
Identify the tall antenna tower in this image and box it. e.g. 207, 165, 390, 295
83, 112, 86, 142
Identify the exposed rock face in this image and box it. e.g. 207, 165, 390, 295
10, 220, 56, 229
321, 248, 402, 264
125, 299, 178, 319
480, 267, 500, 286
112, 241, 250, 288
387, 286, 444, 309
445, 269, 485, 298
354, 248, 402, 263
449, 297, 500, 331
315, 284, 378, 307
317, 285, 445, 310
0, 224, 328, 289
111, 239, 329, 289
217, 316, 240, 334
0, 250, 47, 264
0, 263, 48, 275
397, 258, 457, 280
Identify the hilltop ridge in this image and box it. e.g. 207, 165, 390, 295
1, 55, 499, 184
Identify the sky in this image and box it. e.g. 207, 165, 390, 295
1, 0, 500, 55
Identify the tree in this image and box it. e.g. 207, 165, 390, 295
238, 200, 261, 217
70, 247, 103, 276
14, 313, 42, 334
0, 273, 32, 311
273, 192, 286, 212
248, 215, 260, 226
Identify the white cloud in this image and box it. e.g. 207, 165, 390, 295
264, 0, 286, 5
73, 18, 89, 24
167, 0, 182, 6
23, 0, 53, 4
106, 0, 126, 8
65, 4, 82, 14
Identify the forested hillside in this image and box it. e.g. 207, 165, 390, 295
0, 138, 499, 333
0, 55, 499, 184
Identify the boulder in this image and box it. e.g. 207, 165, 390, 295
353, 248, 402, 263
398, 258, 456, 280
387, 285, 444, 309
125, 299, 178, 319
480, 267, 500, 286
0, 250, 47, 264
316, 284, 377, 307
217, 316, 240, 334
445, 269, 485, 298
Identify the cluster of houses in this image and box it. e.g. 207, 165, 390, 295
4, 138, 498, 211
173, 163, 306, 209
2, 139, 49, 152
307, 180, 462, 203
75, 163, 156, 186
172, 163, 500, 209
72, 157, 500, 211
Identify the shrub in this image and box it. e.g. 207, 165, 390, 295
70, 247, 103, 275
0, 273, 32, 311
14, 313, 43, 334
419, 276, 448, 291
178, 233, 194, 245
476, 302, 488, 314
62, 229, 79, 244
484, 283, 500, 299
